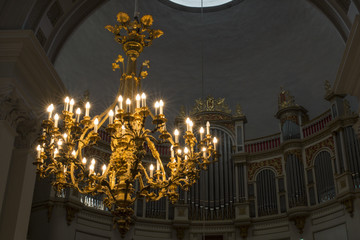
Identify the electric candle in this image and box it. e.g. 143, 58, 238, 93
186, 118, 190, 131
206, 121, 210, 135
69, 99, 75, 113
174, 129, 179, 143
57, 139, 62, 150
63, 133, 68, 142
189, 120, 193, 133
85, 102, 90, 117
47, 104, 54, 120
121, 125, 125, 135
150, 164, 154, 178
82, 157, 87, 165
114, 106, 119, 119
76, 108, 81, 122
155, 101, 159, 115
213, 137, 218, 151
156, 160, 160, 171
199, 127, 204, 140
159, 100, 164, 115
141, 93, 146, 107
72, 150, 76, 157
54, 148, 58, 158
136, 94, 141, 108
36, 145, 41, 158
202, 147, 206, 158
118, 95, 123, 110
94, 118, 99, 133
109, 110, 114, 124
64, 97, 70, 111
54, 113, 59, 128
126, 98, 131, 112
102, 164, 106, 175
89, 164, 94, 175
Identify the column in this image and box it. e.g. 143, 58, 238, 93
0, 122, 37, 240
339, 129, 349, 171
0, 119, 17, 217
235, 164, 239, 202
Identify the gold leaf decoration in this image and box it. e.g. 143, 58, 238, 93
140, 71, 148, 79
152, 29, 164, 39
142, 60, 150, 68
117, 12, 130, 23
105, 25, 115, 33
112, 63, 120, 71
116, 55, 124, 63
141, 15, 153, 27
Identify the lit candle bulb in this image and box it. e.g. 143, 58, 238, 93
184, 147, 189, 160
75, 108, 81, 122
213, 137, 218, 151
36, 145, 41, 158
63, 166, 67, 173
72, 150, 76, 157
174, 129, 179, 143
177, 149, 182, 155
109, 110, 114, 124
94, 118, 99, 133
64, 97, 70, 111
91, 158, 96, 165
82, 157, 87, 165
149, 164, 154, 178
202, 147, 207, 158
69, 99, 75, 113
85, 102, 90, 117
156, 160, 160, 171
102, 164, 106, 175
57, 139, 62, 150
54, 148, 58, 158
171, 145, 174, 158
63, 133, 68, 142
189, 120, 193, 133
54, 113, 59, 128
199, 127, 204, 140
206, 121, 210, 135
126, 98, 131, 112
89, 164, 94, 175
154, 101, 159, 115
141, 93, 146, 107
121, 125, 125, 135
118, 95, 123, 110
47, 104, 54, 120
136, 94, 141, 108
186, 118, 190, 131
159, 100, 164, 115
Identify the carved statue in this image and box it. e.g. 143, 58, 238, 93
191, 96, 231, 114
278, 87, 297, 110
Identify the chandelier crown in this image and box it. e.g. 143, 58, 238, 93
105, 12, 163, 61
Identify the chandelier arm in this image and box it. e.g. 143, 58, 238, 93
145, 137, 166, 180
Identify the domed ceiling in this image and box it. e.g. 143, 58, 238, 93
54, 0, 346, 139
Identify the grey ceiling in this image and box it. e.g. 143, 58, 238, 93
54, 0, 346, 139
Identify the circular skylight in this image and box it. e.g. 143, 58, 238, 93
168, 0, 233, 8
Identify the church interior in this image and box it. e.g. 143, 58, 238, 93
2, 0, 360, 239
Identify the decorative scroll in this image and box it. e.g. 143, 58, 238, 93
191, 96, 231, 114
280, 114, 299, 125
234, 104, 244, 117
248, 157, 282, 181
305, 137, 335, 167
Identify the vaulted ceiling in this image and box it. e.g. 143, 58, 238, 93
1, 0, 357, 138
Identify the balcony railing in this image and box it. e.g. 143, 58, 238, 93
302, 111, 332, 138
245, 133, 281, 153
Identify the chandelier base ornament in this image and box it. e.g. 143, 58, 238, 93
34, 11, 218, 237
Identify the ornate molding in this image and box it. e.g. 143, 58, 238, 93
291, 215, 307, 234
65, 205, 79, 225
191, 96, 231, 114
248, 157, 282, 181
305, 137, 335, 167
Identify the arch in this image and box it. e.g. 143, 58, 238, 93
310, 147, 335, 168
256, 169, 278, 217
314, 150, 335, 203
286, 154, 307, 208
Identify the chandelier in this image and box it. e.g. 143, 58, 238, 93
34, 11, 218, 236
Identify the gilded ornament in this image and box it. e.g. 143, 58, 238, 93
141, 15, 153, 27
117, 12, 130, 23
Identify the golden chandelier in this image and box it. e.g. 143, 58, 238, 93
34, 11, 218, 236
